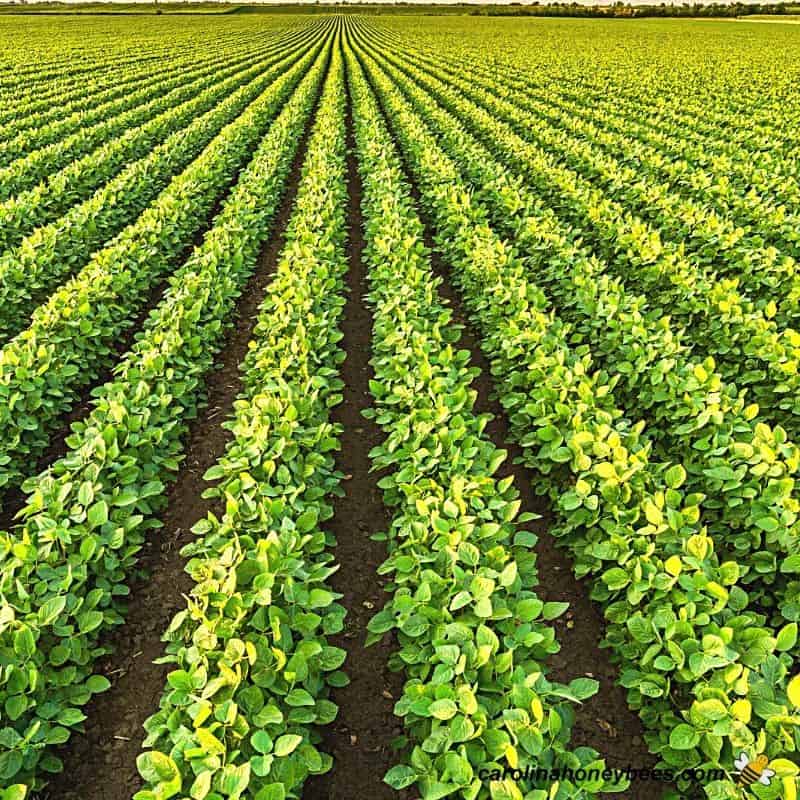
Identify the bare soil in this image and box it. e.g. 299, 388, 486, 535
303, 76, 408, 800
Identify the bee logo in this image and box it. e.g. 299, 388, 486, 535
734, 752, 775, 791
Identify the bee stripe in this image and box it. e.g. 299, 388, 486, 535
738, 766, 760, 784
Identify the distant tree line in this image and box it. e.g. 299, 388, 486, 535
2, 0, 796, 16
469, 1, 797, 16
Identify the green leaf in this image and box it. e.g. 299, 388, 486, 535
429, 699, 458, 720
782, 555, 800, 574
787, 674, 800, 708
254, 785, 285, 800
286, 688, 315, 707
190, 771, 212, 800
0, 751, 23, 781
137, 751, 179, 784
664, 464, 687, 489
219, 763, 250, 796
516, 598, 543, 622
384, 764, 418, 790
669, 723, 700, 751
251, 731, 273, 755
78, 610, 104, 634
4, 696, 26, 721
542, 601, 569, 620
38, 596, 67, 626
308, 589, 335, 609
568, 677, 599, 700
777, 623, 798, 652
13, 628, 35, 659
86, 675, 111, 694
296, 509, 318, 533
196, 728, 226, 756
87, 499, 109, 528
274, 734, 303, 757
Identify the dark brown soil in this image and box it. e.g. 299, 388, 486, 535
352, 42, 658, 795
303, 74, 407, 800
36, 89, 322, 800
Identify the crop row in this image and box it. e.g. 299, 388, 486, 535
0, 29, 263, 136
388, 28, 800, 306
347, 37, 620, 800
0, 25, 265, 111
0, 25, 323, 205
135, 39, 350, 800
349, 30, 800, 800
0, 28, 331, 510
356, 28, 800, 450
0, 25, 325, 335
354, 37, 800, 628
362, 20, 800, 276
372, 18, 800, 164
0, 24, 319, 256
375, 25, 800, 339
0, 32, 280, 171
0, 34, 331, 795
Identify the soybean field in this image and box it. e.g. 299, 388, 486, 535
0, 11, 799, 800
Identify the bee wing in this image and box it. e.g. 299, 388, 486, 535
758, 769, 776, 785
734, 753, 749, 770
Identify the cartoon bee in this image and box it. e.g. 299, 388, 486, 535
734, 752, 775, 790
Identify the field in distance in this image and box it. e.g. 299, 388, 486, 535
0, 11, 799, 800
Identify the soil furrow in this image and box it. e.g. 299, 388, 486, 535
36, 81, 325, 800
354, 41, 657, 796
303, 70, 405, 800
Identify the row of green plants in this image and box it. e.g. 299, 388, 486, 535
360, 25, 792, 320
0, 26, 325, 339
0, 35, 183, 100
430, 59, 800, 328
0, 33, 305, 206
349, 32, 800, 800
347, 39, 622, 800
0, 38, 331, 795
0, 28, 261, 135
0, 46, 171, 117
378, 20, 800, 250
0, 34, 328, 510
488, 74, 800, 292
0, 23, 266, 111
359, 33, 800, 448
135, 42, 351, 800
0, 25, 316, 255
377, 18, 800, 175
357, 39, 800, 627
0, 33, 277, 171
360, 21, 800, 309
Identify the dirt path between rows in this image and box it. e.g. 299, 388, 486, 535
303, 70, 407, 800
36, 78, 325, 800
